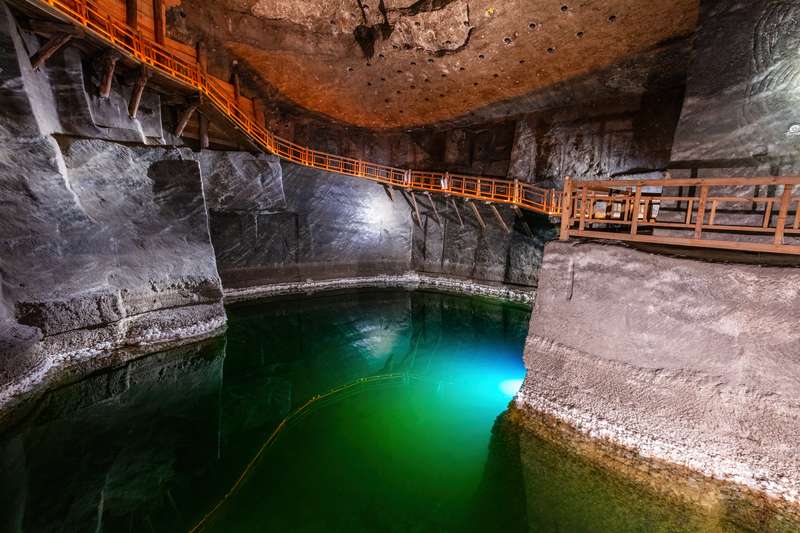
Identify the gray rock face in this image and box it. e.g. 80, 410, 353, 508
672, 0, 800, 163
209, 161, 413, 286
198, 151, 286, 212
0, 1, 225, 404
0, 1, 57, 137
0, 135, 226, 400
517, 241, 800, 503
411, 200, 555, 287
508, 89, 684, 186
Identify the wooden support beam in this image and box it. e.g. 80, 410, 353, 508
383, 185, 394, 202
489, 204, 510, 233
128, 67, 151, 119
174, 99, 200, 137
30, 32, 71, 71
98, 51, 120, 99
199, 113, 209, 149
512, 205, 533, 237
409, 191, 423, 226
196, 41, 208, 74
468, 201, 486, 231
126, 0, 139, 28
426, 193, 441, 225
153, 0, 165, 44
450, 198, 464, 227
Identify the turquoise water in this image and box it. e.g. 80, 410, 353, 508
0, 290, 769, 532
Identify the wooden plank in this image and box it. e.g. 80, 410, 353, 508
30, 32, 72, 70
572, 230, 800, 256
468, 201, 486, 231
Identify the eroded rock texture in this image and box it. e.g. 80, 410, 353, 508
168, 0, 698, 129
672, 0, 800, 163
508, 88, 685, 186
208, 161, 414, 287
0, 2, 224, 402
411, 202, 555, 287
517, 241, 800, 504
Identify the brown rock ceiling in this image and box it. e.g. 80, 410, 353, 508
170, 0, 699, 130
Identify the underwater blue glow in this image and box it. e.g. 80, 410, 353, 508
499, 378, 524, 397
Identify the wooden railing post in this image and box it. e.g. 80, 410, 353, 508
578, 184, 588, 232
694, 185, 709, 239
774, 184, 793, 245
559, 177, 573, 241
630, 185, 642, 236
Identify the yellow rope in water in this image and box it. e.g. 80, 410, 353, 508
188, 372, 417, 533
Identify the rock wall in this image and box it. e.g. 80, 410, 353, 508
0, 2, 225, 403
517, 241, 800, 504
205, 156, 555, 289
508, 87, 685, 187
208, 161, 414, 287
411, 203, 555, 287
672, 0, 800, 166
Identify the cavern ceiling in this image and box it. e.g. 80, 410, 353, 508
167, 0, 699, 129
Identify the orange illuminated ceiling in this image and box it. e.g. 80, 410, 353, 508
170, 0, 699, 129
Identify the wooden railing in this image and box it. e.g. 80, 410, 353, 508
25, 0, 562, 216
560, 177, 800, 255
19, 0, 800, 255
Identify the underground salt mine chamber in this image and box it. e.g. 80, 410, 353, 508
1, 0, 800, 531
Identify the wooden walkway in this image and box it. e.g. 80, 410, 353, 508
15, 0, 800, 256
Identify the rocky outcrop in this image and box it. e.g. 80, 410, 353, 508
0, 136, 226, 403
672, 0, 800, 164
517, 241, 800, 504
508, 88, 685, 186
0, 2, 225, 404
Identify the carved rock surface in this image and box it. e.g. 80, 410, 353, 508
198, 151, 286, 212
518, 241, 800, 503
672, 0, 800, 162
209, 162, 414, 286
